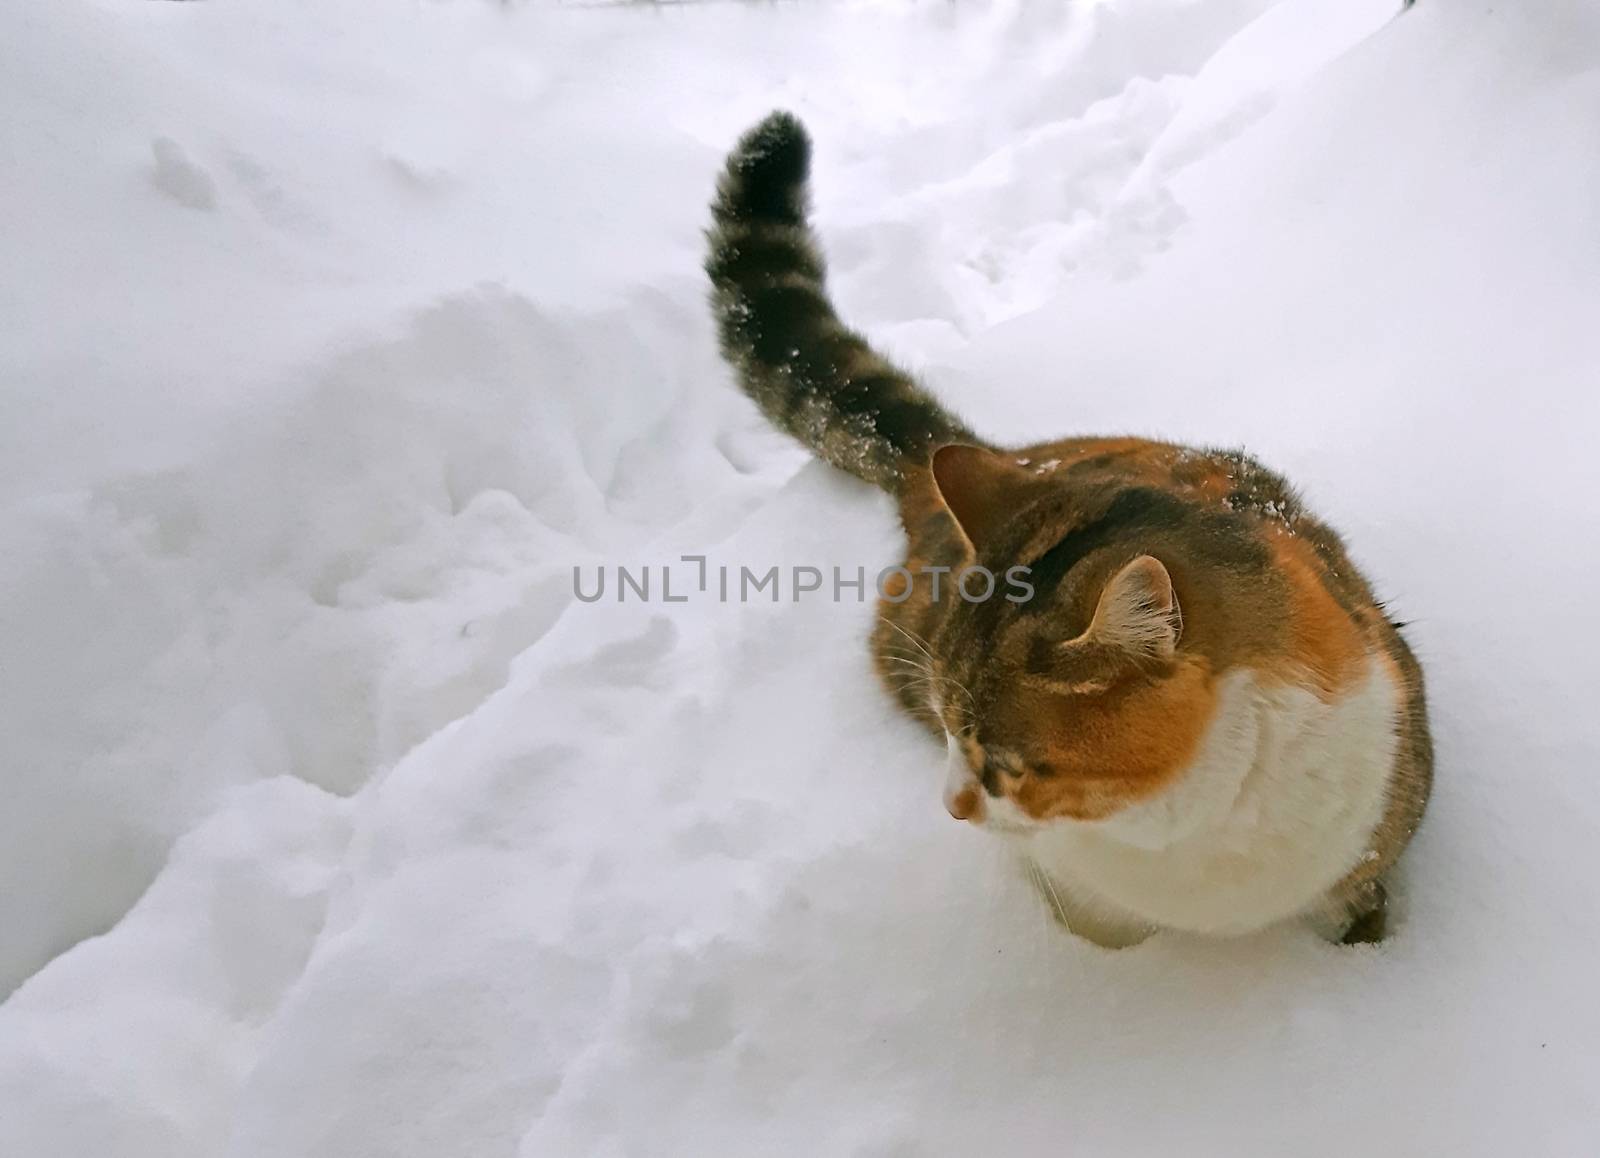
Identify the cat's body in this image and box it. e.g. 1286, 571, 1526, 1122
895, 436, 1431, 947
707, 113, 1431, 945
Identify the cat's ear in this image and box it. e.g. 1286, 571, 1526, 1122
931, 444, 1033, 551
1085, 555, 1181, 660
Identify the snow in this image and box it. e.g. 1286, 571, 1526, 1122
2, 0, 1598, 1154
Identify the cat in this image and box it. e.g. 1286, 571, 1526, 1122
705, 112, 1432, 947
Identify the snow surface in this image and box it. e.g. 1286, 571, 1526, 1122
3, 0, 1599, 1154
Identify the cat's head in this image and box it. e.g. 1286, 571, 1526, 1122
918, 445, 1221, 829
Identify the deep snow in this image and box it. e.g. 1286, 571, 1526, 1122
2, 0, 1599, 1154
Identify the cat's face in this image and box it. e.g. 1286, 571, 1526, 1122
923, 447, 1217, 828
933, 646, 1216, 827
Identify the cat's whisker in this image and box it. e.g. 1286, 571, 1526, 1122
892, 677, 946, 701
877, 632, 977, 720
880, 654, 933, 674
879, 618, 979, 714
1037, 863, 1068, 926
879, 617, 936, 664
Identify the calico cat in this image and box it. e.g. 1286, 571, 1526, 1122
705, 112, 1432, 947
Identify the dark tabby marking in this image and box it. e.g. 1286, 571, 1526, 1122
706, 113, 977, 488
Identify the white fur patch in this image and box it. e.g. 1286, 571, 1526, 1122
942, 731, 976, 816
993, 657, 1401, 936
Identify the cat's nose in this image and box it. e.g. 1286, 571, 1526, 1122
943, 732, 984, 822
946, 783, 983, 822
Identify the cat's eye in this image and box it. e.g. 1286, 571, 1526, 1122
987, 750, 1026, 778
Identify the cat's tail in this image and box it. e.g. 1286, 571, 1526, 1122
705, 111, 979, 491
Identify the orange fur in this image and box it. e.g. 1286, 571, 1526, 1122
1005, 661, 1218, 820
1266, 535, 1368, 699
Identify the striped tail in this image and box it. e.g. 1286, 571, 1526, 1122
705, 111, 978, 490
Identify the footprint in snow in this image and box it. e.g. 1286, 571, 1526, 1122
554, 615, 679, 690
150, 136, 218, 211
